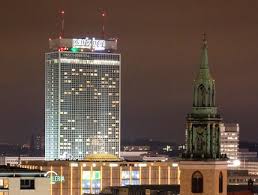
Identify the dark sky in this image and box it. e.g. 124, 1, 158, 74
1, 0, 258, 144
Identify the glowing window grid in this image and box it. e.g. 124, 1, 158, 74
45, 52, 121, 160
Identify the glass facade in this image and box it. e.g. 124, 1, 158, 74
45, 51, 121, 160
82, 171, 101, 194
121, 170, 140, 186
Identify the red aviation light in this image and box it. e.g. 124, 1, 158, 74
58, 47, 69, 51
58, 47, 65, 51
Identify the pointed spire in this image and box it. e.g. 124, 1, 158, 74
200, 33, 209, 69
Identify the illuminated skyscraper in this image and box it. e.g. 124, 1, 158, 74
45, 37, 120, 160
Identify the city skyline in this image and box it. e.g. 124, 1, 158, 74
1, 0, 258, 144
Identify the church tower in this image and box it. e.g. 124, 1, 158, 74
179, 35, 228, 195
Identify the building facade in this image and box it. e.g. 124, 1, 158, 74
180, 36, 228, 195
45, 37, 121, 160
22, 159, 180, 195
0, 165, 49, 195
220, 123, 239, 161
0, 156, 45, 166
239, 148, 257, 160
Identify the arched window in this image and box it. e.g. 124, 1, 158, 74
192, 171, 203, 193
207, 87, 211, 106
197, 85, 206, 107
219, 172, 223, 193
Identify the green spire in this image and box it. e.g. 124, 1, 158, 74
200, 33, 209, 69
192, 34, 217, 114
197, 33, 212, 80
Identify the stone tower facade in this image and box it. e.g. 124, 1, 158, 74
180, 35, 228, 195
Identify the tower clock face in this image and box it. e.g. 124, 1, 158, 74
196, 126, 204, 135
194, 126, 206, 152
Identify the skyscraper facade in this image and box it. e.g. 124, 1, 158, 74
45, 37, 120, 160
220, 123, 239, 161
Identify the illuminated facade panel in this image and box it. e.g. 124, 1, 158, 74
82, 171, 101, 194
45, 51, 121, 160
220, 123, 239, 161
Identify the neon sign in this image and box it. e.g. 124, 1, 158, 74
45, 171, 65, 184
73, 38, 106, 51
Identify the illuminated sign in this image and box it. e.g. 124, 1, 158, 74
45, 171, 65, 184
73, 38, 106, 51
83, 171, 101, 180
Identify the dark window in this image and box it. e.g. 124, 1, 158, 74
20, 179, 35, 190
192, 171, 203, 193
219, 172, 223, 193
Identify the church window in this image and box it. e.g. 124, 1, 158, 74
192, 171, 203, 193
197, 84, 206, 106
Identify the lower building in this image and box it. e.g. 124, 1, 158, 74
0, 165, 49, 195
21, 154, 180, 195
21, 157, 258, 195
101, 185, 180, 195
239, 148, 258, 160
239, 160, 258, 175
0, 156, 45, 166
123, 145, 150, 152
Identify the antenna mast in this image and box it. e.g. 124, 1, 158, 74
101, 10, 106, 39
60, 10, 65, 38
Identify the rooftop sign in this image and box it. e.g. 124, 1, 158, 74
73, 37, 106, 51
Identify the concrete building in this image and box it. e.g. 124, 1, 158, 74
0, 165, 49, 195
220, 123, 239, 161
0, 156, 45, 166
45, 37, 121, 160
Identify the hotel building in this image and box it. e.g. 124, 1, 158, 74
45, 37, 121, 160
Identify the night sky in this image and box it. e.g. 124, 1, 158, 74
1, 0, 258, 144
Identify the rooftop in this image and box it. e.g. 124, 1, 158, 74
49, 37, 118, 52
0, 165, 46, 177
101, 185, 258, 195
84, 153, 121, 162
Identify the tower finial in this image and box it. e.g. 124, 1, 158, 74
200, 33, 209, 69
202, 32, 207, 47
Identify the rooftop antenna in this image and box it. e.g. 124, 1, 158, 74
101, 10, 106, 39
59, 10, 65, 38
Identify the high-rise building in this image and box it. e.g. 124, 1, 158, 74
45, 37, 121, 160
220, 123, 239, 161
30, 130, 45, 157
